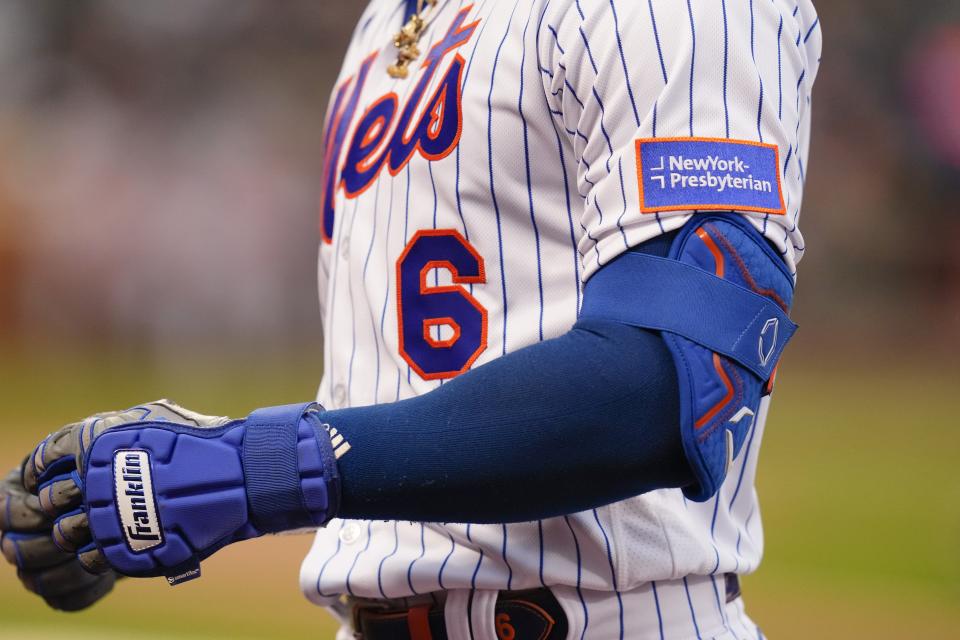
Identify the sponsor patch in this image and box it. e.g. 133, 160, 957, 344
114, 450, 164, 553
635, 137, 786, 215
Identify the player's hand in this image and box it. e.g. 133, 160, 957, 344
1, 464, 117, 611
22, 400, 338, 585
22, 401, 232, 576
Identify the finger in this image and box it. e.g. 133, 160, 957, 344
42, 572, 117, 612
34, 412, 143, 489
1, 531, 73, 570
146, 401, 229, 427
0, 484, 51, 532
52, 512, 92, 554
19, 558, 103, 598
77, 546, 111, 575
37, 476, 83, 518
24, 424, 81, 493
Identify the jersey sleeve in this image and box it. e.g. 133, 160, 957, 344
538, 0, 822, 280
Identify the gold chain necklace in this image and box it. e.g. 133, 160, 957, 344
388, 0, 442, 78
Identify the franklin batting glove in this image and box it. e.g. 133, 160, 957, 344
23, 401, 340, 585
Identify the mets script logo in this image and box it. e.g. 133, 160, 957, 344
319, 6, 480, 242
114, 450, 164, 553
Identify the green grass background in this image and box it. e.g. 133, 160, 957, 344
0, 346, 956, 639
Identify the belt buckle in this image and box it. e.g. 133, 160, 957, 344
349, 596, 434, 640
348, 595, 395, 639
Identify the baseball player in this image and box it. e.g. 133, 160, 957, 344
0, 1, 821, 638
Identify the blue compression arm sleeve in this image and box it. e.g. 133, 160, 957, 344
321, 236, 693, 523
324, 318, 690, 523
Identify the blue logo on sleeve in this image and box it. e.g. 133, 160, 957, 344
635, 138, 786, 215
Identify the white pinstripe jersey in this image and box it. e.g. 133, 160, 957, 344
303, 0, 821, 618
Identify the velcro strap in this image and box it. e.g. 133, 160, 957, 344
242, 403, 317, 533
581, 253, 796, 380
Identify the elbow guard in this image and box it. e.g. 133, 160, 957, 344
581, 215, 797, 501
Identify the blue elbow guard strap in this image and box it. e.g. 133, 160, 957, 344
83, 403, 339, 584
581, 215, 797, 501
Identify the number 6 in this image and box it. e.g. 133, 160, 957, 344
396, 229, 488, 380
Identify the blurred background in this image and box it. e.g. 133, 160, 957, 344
0, 1, 957, 638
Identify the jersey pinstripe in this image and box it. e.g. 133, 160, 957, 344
303, 1, 820, 637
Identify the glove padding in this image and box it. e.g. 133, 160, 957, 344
1, 466, 117, 611
24, 400, 340, 585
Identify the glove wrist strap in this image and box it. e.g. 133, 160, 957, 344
242, 403, 340, 534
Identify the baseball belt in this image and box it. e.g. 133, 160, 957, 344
350, 575, 742, 640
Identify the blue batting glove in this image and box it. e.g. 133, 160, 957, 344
23, 401, 340, 585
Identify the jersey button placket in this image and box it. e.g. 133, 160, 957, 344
332, 384, 347, 409
331, 229, 350, 411
339, 522, 362, 545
